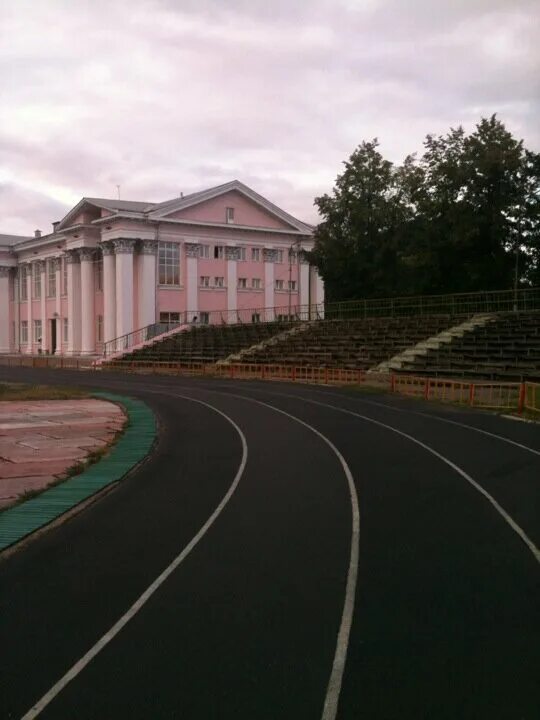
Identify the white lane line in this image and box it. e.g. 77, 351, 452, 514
21, 394, 248, 720
204, 390, 359, 720
304, 386, 540, 458
252, 388, 540, 565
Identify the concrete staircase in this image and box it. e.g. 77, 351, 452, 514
218, 322, 313, 365
369, 313, 496, 374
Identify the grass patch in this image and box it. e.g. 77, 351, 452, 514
0, 383, 88, 401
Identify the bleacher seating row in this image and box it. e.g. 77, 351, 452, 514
105, 311, 540, 381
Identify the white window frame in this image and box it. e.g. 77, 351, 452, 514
214, 245, 224, 259
198, 244, 210, 259
33, 319, 42, 343
63, 317, 68, 343
237, 277, 247, 289
95, 256, 103, 291
200, 311, 210, 324
33, 265, 41, 299
160, 312, 181, 324
238, 247, 246, 261
20, 266, 28, 301
288, 280, 297, 291
226, 207, 234, 224
252, 278, 261, 289
276, 249, 284, 263
158, 242, 180, 286
62, 258, 68, 296
251, 248, 260, 262
47, 260, 56, 297
275, 279, 284, 290
200, 275, 210, 288
21, 320, 28, 343
214, 276, 224, 288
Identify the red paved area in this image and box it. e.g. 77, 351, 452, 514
0, 399, 125, 509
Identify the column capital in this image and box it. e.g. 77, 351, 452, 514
33, 259, 46, 272
139, 239, 158, 255
0, 266, 11, 278
225, 246, 241, 261
79, 247, 96, 262
184, 242, 200, 258
100, 241, 115, 256
65, 250, 80, 264
49, 257, 61, 272
113, 238, 136, 254
263, 248, 278, 262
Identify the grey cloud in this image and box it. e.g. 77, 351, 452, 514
0, 0, 538, 234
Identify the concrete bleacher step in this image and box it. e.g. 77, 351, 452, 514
369, 313, 496, 374
218, 322, 312, 365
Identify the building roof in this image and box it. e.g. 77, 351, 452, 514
83, 198, 157, 213
0, 233, 31, 246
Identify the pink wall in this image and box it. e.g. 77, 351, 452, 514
166, 191, 296, 230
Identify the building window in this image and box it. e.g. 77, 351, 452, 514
95, 256, 103, 291
251, 248, 260, 262
275, 279, 284, 290
21, 321, 28, 344
33, 265, 41, 299
11, 321, 15, 344
200, 312, 210, 324
33, 319, 42, 343
63, 317, 68, 343
238, 247, 246, 261
158, 242, 180, 285
160, 312, 181, 324
20, 266, 27, 300
214, 245, 224, 259
276, 249, 284, 263
226, 207, 234, 224
200, 275, 210, 287
47, 260, 56, 297
198, 244, 210, 259
237, 277, 247, 289
96, 315, 103, 342
252, 278, 261, 289
288, 280, 297, 291
62, 258, 68, 295
289, 250, 298, 264
214, 276, 224, 288
252, 313, 261, 323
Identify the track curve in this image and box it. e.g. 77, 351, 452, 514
0, 367, 539, 720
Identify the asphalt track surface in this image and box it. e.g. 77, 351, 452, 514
1, 367, 539, 720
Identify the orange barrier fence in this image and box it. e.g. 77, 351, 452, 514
0, 355, 94, 370
524, 382, 540, 414
1, 354, 537, 415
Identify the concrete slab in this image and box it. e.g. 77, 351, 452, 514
0, 398, 125, 509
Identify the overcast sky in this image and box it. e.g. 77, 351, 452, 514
1, 0, 539, 235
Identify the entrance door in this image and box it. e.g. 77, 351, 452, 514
50, 319, 57, 355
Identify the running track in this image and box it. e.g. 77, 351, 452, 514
1, 367, 539, 719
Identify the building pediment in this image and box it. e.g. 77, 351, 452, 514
149, 180, 313, 234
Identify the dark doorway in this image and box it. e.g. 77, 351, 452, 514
50, 319, 57, 355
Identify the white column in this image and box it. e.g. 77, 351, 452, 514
185, 243, 199, 322
67, 251, 82, 354
13, 269, 20, 352
310, 266, 325, 319
26, 264, 33, 353
226, 246, 238, 323
80, 248, 95, 354
299, 259, 310, 315
40, 260, 47, 353
102, 242, 116, 346
0, 267, 10, 353
264, 249, 275, 321
114, 239, 135, 343
54, 258, 61, 354
138, 240, 157, 329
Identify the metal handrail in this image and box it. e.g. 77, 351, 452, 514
103, 286, 540, 356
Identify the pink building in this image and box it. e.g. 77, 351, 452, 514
0, 181, 323, 356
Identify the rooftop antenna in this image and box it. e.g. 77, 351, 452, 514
116, 184, 121, 200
